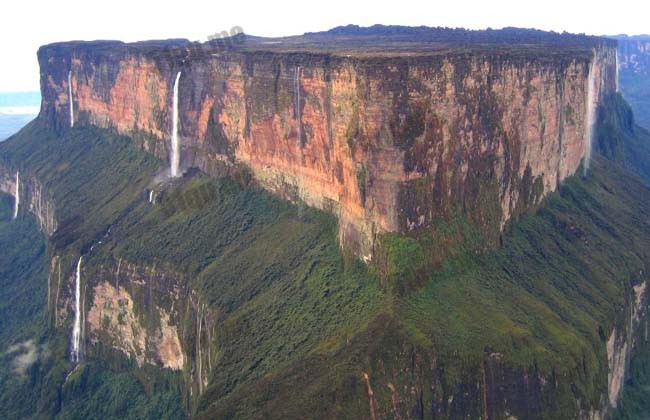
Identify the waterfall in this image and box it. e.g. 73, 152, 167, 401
195, 302, 203, 394
71, 257, 83, 363
294, 66, 301, 143
293, 66, 306, 219
13, 171, 19, 219
115, 258, 122, 290
149, 190, 155, 204
170, 72, 182, 178
615, 50, 621, 92
68, 71, 74, 128
584, 58, 597, 176
55, 260, 62, 326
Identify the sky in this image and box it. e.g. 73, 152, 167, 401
0, 0, 647, 92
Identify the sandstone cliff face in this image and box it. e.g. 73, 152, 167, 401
49, 256, 185, 370
606, 279, 648, 408
350, 276, 649, 420
85, 260, 185, 370
0, 162, 57, 235
46, 252, 216, 400
360, 348, 563, 419
38, 38, 617, 259
616, 36, 650, 130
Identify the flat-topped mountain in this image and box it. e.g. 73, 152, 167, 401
3, 26, 650, 420
38, 26, 617, 259
45, 26, 615, 58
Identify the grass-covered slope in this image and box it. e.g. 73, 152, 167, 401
0, 121, 387, 418
108, 177, 387, 394
0, 198, 185, 419
1, 90, 650, 418
0, 192, 48, 417
0, 193, 47, 344
0, 121, 161, 254
190, 153, 650, 419
601, 93, 650, 420
196, 100, 650, 417
0, 123, 186, 420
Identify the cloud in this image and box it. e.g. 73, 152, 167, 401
0, 106, 40, 116
4, 340, 41, 379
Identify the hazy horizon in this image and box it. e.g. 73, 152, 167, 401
0, 91, 39, 140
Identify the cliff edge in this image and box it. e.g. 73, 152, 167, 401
37, 27, 617, 259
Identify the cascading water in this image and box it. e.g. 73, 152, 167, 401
71, 257, 83, 363
584, 57, 597, 176
13, 171, 19, 219
294, 66, 306, 218
68, 71, 74, 128
170, 72, 182, 178
294, 66, 301, 143
616, 51, 621, 92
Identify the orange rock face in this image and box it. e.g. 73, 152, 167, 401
38, 42, 617, 258
87, 280, 184, 370
83, 259, 186, 370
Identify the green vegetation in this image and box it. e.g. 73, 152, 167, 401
0, 196, 185, 419
0, 124, 185, 420
0, 191, 48, 417
1, 86, 650, 418
0, 121, 386, 418
56, 363, 185, 420
0, 121, 161, 255
0, 192, 47, 344
605, 50, 650, 420
198, 152, 650, 418
405, 158, 643, 365
97, 170, 388, 411
378, 234, 425, 294
402, 156, 647, 402
609, 336, 650, 419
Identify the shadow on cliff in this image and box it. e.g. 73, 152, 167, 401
192, 95, 650, 418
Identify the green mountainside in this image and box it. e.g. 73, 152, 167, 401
0, 91, 650, 419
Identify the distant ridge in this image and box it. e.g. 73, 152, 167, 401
609, 34, 650, 40
305, 24, 612, 45
42, 25, 617, 59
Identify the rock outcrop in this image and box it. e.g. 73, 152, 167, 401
607, 279, 648, 408
46, 252, 217, 397
0, 162, 57, 235
37, 28, 617, 259
3, 28, 648, 417
85, 260, 185, 370
614, 35, 650, 130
